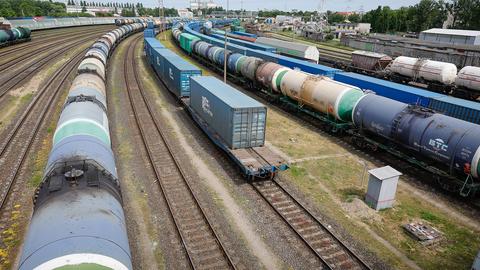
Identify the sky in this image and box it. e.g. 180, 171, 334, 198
92, 0, 422, 12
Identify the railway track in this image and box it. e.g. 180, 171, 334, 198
0, 29, 109, 69
0, 25, 114, 59
251, 178, 371, 270
123, 34, 237, 270
0, 46, 86, 239
0, 30, 108, 100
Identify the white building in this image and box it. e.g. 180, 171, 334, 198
419, 28, 480, 46
178, 9, 193, 19
66, 5, 122, 16
190, 0, 220, 10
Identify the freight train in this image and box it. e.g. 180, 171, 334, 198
337, 51, 480, 100
18, 20, 165, 269
144, 35, 288, 180
172, 21, 480, 197
187, 22, 480, 128
0, 25, 31, 48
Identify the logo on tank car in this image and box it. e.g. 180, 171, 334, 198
202, 96, 213, 117
429, 138, 448, 152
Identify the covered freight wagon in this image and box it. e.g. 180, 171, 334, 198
190, 76, 266, 149
179, 33, 201, 54
255, 37, 320, 63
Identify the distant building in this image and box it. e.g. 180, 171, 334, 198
177, 9, 193, 19
334, 22, 371, 38
66, 5, 122, 16
419, 28, 480, 45
275, 15, 302, 24
190, 0, 220, 10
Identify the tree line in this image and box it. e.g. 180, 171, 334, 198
258, 0, 479, 32
361, 0, 480, 32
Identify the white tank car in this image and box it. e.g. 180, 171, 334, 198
389, 56, 458, 85
456, 66, 480, 92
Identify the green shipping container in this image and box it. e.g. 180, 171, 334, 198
179, 33, 201, 54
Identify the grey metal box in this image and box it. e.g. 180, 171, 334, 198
190, 76, 266, 149
365, 166, 402, 211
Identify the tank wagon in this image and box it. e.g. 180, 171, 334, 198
0, 26, 31, 47
144, 37, 288, 179
171, 22, 480, 196
337, 51, 480, 100
17, 22, 163, 269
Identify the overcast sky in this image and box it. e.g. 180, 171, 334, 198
94, 0, 422, 12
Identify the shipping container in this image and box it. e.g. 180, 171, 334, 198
190, 76, 266, 149
153, 48, 202, 97
428, 96, 480, 125
334, 72, 445, 107
144, 29, 155, 38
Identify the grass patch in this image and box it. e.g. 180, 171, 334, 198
340, 187, 364, 202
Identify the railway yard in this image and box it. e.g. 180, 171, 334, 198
0, 18, 479, 270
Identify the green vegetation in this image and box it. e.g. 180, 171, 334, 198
0, 0, 66, 17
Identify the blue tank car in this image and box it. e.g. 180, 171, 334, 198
353, 94, 480, 180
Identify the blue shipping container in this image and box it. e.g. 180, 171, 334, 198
189, 76, 266, 149
145, 37, 165, 64
428, 96, 480, 125
334, 72, 445, 107
155, 49, 202, 97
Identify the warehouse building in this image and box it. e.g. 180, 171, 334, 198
419, 28, 480, 45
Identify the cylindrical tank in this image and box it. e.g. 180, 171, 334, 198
97, 37, 113, 50
18, 187, 131, 270
198, 43, 213, 58
70, 73, 106, 97
68, 87, 107, 109
78, 58, 106, 80
255, 62, 284, 88
19, 27, 31, 38
352, 94, 409, 138
0, 30, 8, 43
235, 56, 247, 74
85, 48, 108, 66
46, 135, 116, 177
389, 56, 457, 84
279, 69, 309, 96
53, 101, 110, 146
227, 53, 243, 73
5, 29, 14, 41
353, 94, 480, 178
207, 47, 222, 62
271, 68, 290, 93
281, 70, 364, 121
240, 57, 264, 81
455, 66, 480, 92
215, 49, 231, 65
11, 28, 21, 40
92, 42, 110, 57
